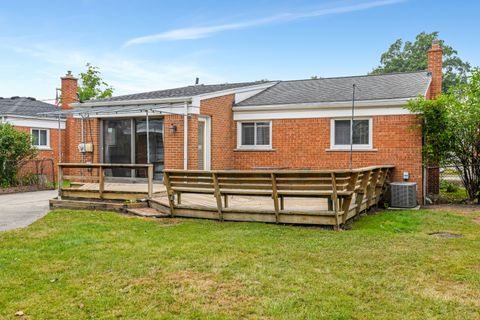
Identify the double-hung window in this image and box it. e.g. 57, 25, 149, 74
237, 121, 271, 149
31, 128, 49, 149
331, 118, 372, 149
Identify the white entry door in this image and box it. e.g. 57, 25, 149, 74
197, 117, 211, 170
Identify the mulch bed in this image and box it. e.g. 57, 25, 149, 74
0, 185, 54, 195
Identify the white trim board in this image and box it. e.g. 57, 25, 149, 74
3, 116, 66, 129
191, 82, 277, 107
233, 105, 413, 121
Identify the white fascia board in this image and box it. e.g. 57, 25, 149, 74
70, 96, 192, 108
233, 98, 412, 112
233, 104, 414, 121
74, 104, 199, 119
191, 82, 278, 107
4, 115, 66, 129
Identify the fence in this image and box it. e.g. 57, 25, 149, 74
426, 164, 480, 203
0, 158, 56, 191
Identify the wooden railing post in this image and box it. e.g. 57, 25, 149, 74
98, 165, 104, 199
331, 172, 340, 230
212, 172, 223, 221
147, 164, 154, 198
271, 173, 279, 223
366, 169, 380, 209
341, 171, 359, 224
163, 171, 175, 217
58, 164, 63, 198
355, 169, 372, 217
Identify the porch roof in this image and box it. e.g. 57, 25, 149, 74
39, 103, 188, 117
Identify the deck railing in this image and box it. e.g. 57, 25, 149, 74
58, 163, 154, 199
163, 165, 395, 229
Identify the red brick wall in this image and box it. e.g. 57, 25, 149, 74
163, 94, 236, 171
163, 114, 199, 170
200, 94, 236, 169
14, 125, 64, 182
65, 117, 101, 176
233, 115, 423, 199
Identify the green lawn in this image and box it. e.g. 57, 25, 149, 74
1, 209, 479, 319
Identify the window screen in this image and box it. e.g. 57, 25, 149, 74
241, 123, 255, 145
256, 122, 270, 145
240, 122, 270, 147
32, 129, 48, 146
334, 120, 369, 146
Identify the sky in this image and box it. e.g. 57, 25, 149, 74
0, 0, 479, 102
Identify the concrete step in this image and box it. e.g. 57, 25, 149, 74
126, 207, 170, 218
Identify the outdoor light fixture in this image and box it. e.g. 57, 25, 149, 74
170, 124, 177, 134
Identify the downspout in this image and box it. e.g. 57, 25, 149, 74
58, 114, 62, 163
183, 102, 188, 170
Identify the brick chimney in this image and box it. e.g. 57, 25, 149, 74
61, 71, 78, 110
426, 42, 443, 200
427, 41, 443, 99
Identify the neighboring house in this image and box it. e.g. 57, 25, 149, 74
58, 43, 443, 201
0, 96, 66, 179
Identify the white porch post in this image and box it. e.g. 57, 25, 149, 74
146, 110, 150, 164
183, 102, 188, 170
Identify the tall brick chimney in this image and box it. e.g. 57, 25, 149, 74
427, 41, 443, 99
60, 71, 78, 164
426, 42, 443, 200
61, 71, 78, 110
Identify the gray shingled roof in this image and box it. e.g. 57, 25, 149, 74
236, 71, 431, 106
90, 81, 271, 103
0, 97, 61, 118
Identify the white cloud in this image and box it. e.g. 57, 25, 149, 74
124, 0, 404, 46
0, 41, 223, 98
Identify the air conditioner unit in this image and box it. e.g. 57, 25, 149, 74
390, 182, 417, 208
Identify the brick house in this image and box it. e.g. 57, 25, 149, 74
0, 96, 66, 181
59, 43, 443, 202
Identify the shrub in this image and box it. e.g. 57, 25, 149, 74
0, 124, 37, 187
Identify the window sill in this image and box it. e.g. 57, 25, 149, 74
35, 147, 52, 151
234, 148, 276, 152
326, 148, 378, 152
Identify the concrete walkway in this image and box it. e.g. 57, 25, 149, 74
0, 190, 57, 231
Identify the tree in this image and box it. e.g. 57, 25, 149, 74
77, 63, 114, 101
407, 69, 480, 203
371, 32, 471, 92
0, 124, 38, 187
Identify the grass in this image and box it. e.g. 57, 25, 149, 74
0, 209, 479, 319
440, 186, 469, 203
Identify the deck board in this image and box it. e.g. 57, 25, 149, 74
152, 193, 330, 212
76, 182, 166, 194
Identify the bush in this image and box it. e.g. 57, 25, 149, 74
0, 124, 37, 187
440, 180, 459, 193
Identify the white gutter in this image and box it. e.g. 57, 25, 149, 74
0, 114, 67, 122
70, 96, 192, 108
183, 101, 188, 170
232, 98, 414, 112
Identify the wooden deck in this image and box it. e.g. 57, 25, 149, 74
150, 193, 337, 225
51, 163, 394, 229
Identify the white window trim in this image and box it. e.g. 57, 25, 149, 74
236, 120, 273, 150
31, 128, 51, 150
330, 118, 373, 150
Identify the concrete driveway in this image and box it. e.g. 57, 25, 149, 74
0, 190, 57, 231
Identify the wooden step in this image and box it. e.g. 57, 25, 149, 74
126, 207, 170, 218
148, 198, 171, 214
